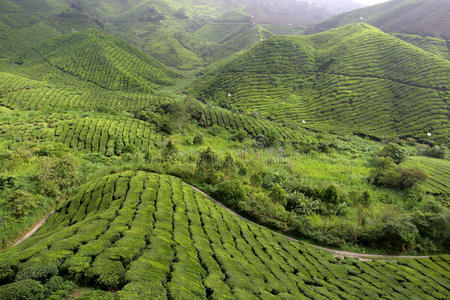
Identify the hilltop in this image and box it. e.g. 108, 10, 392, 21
31, 30, 178, 92
309, 0, 450, 39
0, 171, 448, 299
190, 23, 450, 144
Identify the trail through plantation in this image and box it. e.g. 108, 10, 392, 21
10, 185, 431, 260
12, 210, 55, 247
190, 185, 431, 260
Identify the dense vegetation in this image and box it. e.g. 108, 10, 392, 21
1, 0, 449, 298
0, 171, 448, 299
190, 24, 450, 144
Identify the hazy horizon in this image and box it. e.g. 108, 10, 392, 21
355, 0, 390, 5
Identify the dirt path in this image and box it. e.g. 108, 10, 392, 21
11, 186, 430, 260
12, 210, 55, 247
190, 185, 430, 260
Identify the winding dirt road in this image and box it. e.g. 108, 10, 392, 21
11, 186, 430, 260
12, 211, 55, 247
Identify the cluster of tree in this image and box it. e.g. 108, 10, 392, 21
369, 143, 427, 190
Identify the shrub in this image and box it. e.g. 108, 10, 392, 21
250, 173, 262, 187
45, 276, 75, 298
231, 129, 247, 142
0, 279, 47, 300
35, 155, 79, 196
212, 180, 246, 208
197, 147, 218, 170
270, 184, 287, 206
193, 133, 204, 145
75, 291, 116, 300
6, 190, 38, 218
162, 139, 177, 159
378, 143, 406, 164
422, 146, 447, 159
370, 166, 427, 189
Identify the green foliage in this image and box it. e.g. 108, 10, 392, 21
370, 166, 427, 190
270, 184, 287, 206
212, 180, 245, 207
35, 155, 79, 196
5, 190, 38, 218
197, 147, 218, 170
378, 143, 407, 164
191, 24, 450, 143
193, 133, 204, 145
0, 279, 46, 300
0, 171, 448, 298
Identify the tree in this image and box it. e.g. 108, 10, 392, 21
354, 191, 371, 242
321, 185, 342, 234
162, 139, 177, 159
270, 184, 287, 206
378, 143, 406, 164
193, 133, 204, 145
197, 147, 218, 170
212, 180, 245, 208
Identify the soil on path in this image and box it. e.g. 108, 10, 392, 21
12, 210, 55, 247
11, 186, 430, 260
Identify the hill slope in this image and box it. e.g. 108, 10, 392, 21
190, 24, 450, 144
309, 0, 450, 39
31, 30, 178, 92
0, 171, 449, 299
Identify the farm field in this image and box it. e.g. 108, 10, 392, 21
0, 171, 448, 299
190, 24, 450, 144
0, 1, 449, 299
403, 156, 450, 195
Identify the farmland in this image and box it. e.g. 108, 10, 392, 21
0, 171, 448, 299
190, 24, 450, 144
403, 156, 450, 195
0, 1, 449, 298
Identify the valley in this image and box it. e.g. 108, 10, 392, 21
0, 0, 449, 299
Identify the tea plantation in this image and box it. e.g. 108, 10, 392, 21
0, 171, 448, 299
1, 1, 449, 298
191, 24, 450, 144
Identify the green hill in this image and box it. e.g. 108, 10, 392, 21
309, 0, 450, 40
32, 30, 178, 92
0, 72, 173, 112
0, 171, 448, 299
190, 24, 450, 145
392, 33, 449, 60
402, 156, 450, 194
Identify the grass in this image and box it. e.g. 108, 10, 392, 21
0, 171, 448, 299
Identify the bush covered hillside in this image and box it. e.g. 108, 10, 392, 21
190, 23, 450, 144
1, 0, 450, 299
0, 171, 449, 299
309, 0, 450, 40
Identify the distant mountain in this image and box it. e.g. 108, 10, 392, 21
309, 0, 450, 39
238, 0, 365, 25
190, 24, 450, 144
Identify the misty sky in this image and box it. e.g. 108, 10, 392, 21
356, 0, 390, 5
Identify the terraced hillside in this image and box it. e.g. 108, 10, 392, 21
190, 24, 450, 144
403, 156, 450, 194
198, 105, 320, 147
0, 112, 166, 157
0, 72, 173, 112
393, 34, 450, 60
54, 117, 165, 156
310, 0, 450, 39
32, 30, 178, 92
0, 171, 449, 299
